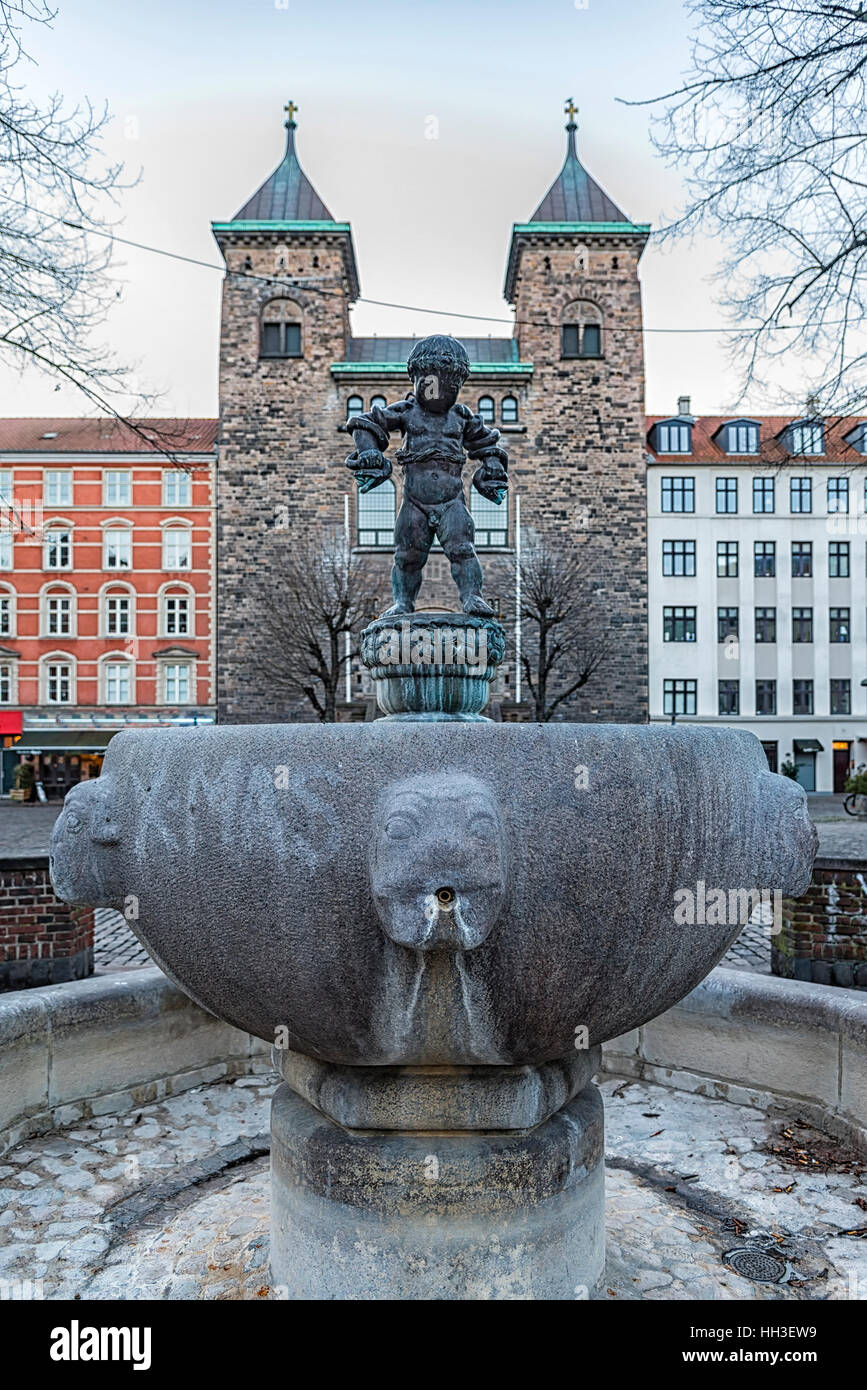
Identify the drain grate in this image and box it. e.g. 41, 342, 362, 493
723, 1247, 788, 1284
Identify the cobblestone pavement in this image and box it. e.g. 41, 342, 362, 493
1, 1073, 865, 1300
93, 909, 150, 970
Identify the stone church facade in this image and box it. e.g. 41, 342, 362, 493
213, 106, 650, 723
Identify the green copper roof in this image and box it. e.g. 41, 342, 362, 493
211, 220, 352, 234
510, 221, 650, 236
230, 118, 334, 222
330, 362, 533, 376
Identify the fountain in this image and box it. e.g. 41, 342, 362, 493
49, 337, 817, 1299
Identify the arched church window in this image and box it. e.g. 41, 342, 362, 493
260, 299, 302, 359
357, 480, 396, 548
561, 300, 602, 359
477, 396, 495, 425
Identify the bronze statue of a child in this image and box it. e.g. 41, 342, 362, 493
344, 334, 508, 617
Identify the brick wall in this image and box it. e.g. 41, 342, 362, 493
775, 856, 867, 989
0, 856, 94, 990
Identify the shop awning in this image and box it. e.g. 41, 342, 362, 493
13, 731, 118, 752
794, 739, 824, 753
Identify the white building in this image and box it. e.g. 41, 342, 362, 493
647, 406, 867, 792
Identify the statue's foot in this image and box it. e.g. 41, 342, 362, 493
461, 595, 495, 617
380, 601, 415, 618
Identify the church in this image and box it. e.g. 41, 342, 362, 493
212, 102, 650, 723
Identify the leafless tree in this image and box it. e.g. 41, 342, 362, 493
252, 531, 383, 722
0, 1, 183, 453
632, 0, 867, 416
510, 535, 613, 722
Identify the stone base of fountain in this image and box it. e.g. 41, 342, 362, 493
269, 1080, 605, 1300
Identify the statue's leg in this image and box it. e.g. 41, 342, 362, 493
383, 499, 432, 617
439, 498, 494, 617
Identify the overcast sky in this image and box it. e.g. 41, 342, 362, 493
2, 0, 776, 419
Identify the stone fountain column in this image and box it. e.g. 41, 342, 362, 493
48, 610, 817, 1300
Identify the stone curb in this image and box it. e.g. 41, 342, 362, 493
603, 964, 867, 1153
0, 965, 269, 1157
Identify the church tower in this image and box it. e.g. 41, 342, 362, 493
501, 102, 650, 721
213, 102, 360, 722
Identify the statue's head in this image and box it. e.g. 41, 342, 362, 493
407, 335, 470, 415
369, 772, 507, 952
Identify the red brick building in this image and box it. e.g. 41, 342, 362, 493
0, 418, 217, 796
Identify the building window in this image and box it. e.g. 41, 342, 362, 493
831, 679, 851, 715
470, 490, 507, 547
0, 663, 13, 703
370, 396, 387, 411
105, 592, 131, 636
163, 593, 191, 636
793, 679, 814, 716
792, 542, 812, 577
717, 541, 738, 577
753, 477, 775, 513
761, 740, 778, 772
756, 680, 777, 716
830, 607, 850, 643
0, 529, 10, 570
104, 661, 132, 705
45, 592, 73, 636
827, 478, 849, 514
829, 540, 850, 578
163, 470, 191, 506
162, 525, 192, 570
662, 539, 696, 576
718, 680, 740, 715
44, 659, 73, 704
44, 470, 72, 506
501, 396, 518, 425
44, 528, 72, 570
790, 477, 812, 513
346, 395, 364, 420
789, 421, 824, 455
103, 470, 131, 506
726, 422, 759, 454
755, 607, 776, 642
663, 678, 697, 715
661, 477, 695, 513
0, 588, 13, 636
562, 302, 602, 359
792, 607, 813, 643
477, 396, 495, 424
656, 422, 691, 454
164, 662, 192, 704
716, 478, 738, 513
663, 606, 697, 642
103, 526, 132, 569
717, 607, 738, 642
260, 299, 302, 358
357, 479, 396, 547
754, 541, 776, 577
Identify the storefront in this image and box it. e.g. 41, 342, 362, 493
1, 712, 214, 799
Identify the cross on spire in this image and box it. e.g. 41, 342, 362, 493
284, 99, 298, 127
564, 97, 578, 127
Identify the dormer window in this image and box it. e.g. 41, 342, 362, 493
655, 421, 692, 454
788, 420, 824, 456
724, 421, 759, 455
844, 422, 867, 454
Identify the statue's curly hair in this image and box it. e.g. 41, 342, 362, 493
406, 334, 471, 386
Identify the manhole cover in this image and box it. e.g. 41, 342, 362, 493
723, 1247, 788, 1283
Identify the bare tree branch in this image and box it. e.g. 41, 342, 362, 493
249, 531, 384, 722
627, 0, 867, 412
508, 534, 612, 723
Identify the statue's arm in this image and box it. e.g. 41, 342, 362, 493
463, 412, 509, 505
345, 403, 404, 493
